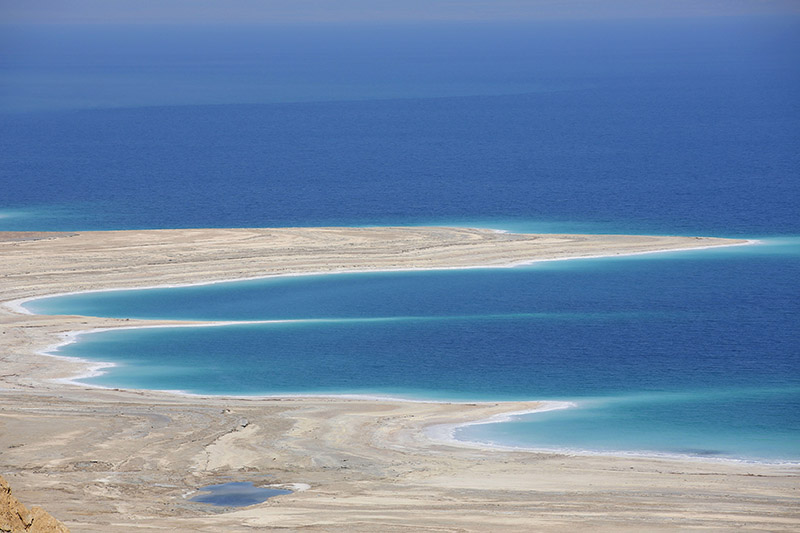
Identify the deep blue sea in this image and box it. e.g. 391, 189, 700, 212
4, 18, 799, 461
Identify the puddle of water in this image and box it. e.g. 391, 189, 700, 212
189, 482, 292, 507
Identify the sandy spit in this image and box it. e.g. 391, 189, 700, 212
1, 227, 797, 532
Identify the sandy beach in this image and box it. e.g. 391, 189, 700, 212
2, 227, 798, 532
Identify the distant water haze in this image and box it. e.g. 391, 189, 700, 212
4, 0, 799, 24
5, 15, 799, 462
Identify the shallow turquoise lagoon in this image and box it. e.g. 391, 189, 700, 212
6, 17, 799, 462
35, 242, 800, 462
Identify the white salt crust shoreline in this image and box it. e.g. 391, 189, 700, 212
6, 227, 798, 533
18, 236, 777, 466
44, 326, 800, 466
42, 324, 800, 466
4, 236, 759, 316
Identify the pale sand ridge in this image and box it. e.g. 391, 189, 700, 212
2, 227, 798, 532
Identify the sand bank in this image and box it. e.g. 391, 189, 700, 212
2, 227, 797, 532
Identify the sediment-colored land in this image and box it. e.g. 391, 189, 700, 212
2, 227, 797, 532
1, 474, 70, 532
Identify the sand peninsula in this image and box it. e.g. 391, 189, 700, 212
1, 227, 798, 532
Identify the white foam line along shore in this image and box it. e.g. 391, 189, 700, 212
3, 227, 796, 532
4, 234, 758, 316
8, 229, 757, 427
17, 233, 757, 402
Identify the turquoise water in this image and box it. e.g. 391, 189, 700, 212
33, 241, 800, 462
5, 18, 800, 461
456, 388, 799, 460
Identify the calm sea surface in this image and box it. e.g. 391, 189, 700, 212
5, 18, 800, 461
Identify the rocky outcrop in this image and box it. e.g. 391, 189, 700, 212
0, 476, 69, 533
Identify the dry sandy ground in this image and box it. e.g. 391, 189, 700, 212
1, 227, 797, 532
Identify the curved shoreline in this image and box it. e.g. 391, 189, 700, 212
9, 230, 777, 465
5, 235, 759, 316
4, 229, 760, 452
3, 227, 797, 532
39, 320, 800, 466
